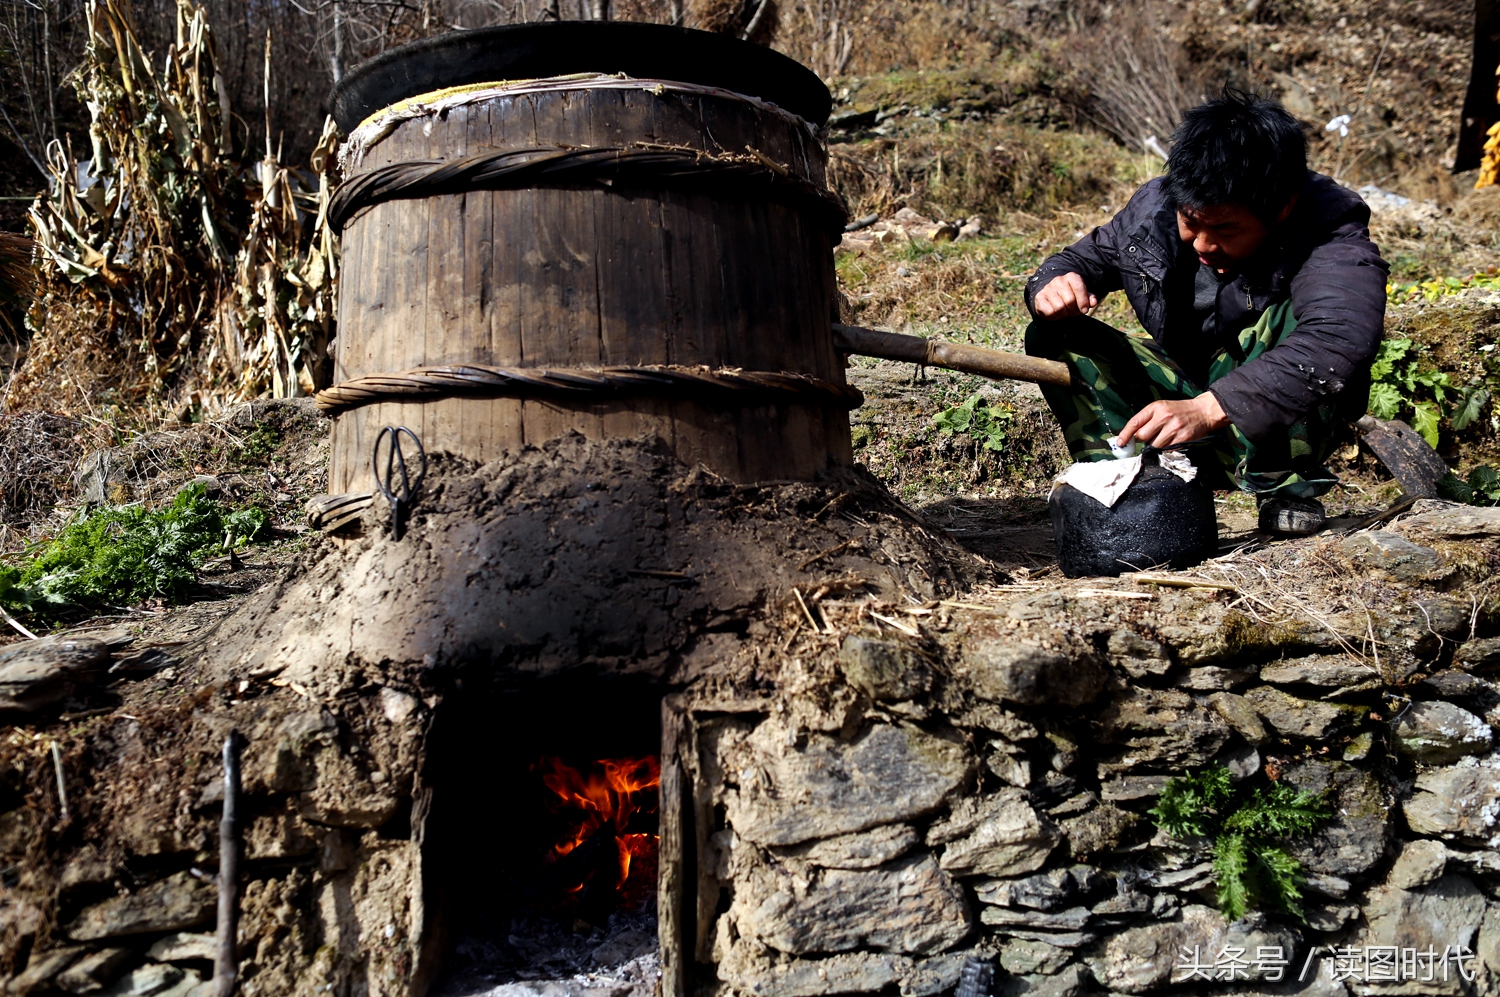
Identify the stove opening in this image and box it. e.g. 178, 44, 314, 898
423, 680, 663, 997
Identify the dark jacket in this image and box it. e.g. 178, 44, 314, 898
1024, 171, 1388, 444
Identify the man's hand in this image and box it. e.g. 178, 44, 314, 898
1118, 394, 1231, 449
1033, 272, 1098, 319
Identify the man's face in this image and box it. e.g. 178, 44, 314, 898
1175, 203, 1280, 271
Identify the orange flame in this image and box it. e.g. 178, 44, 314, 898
534, 755, 661, 895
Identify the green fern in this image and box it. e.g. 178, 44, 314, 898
1152, 764, 1329, 922
0, 484, 270, 619
1149, 764, 1234, 838
1212, 833, 1251, 921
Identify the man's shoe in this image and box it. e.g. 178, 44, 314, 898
1258, 496, 1327, 536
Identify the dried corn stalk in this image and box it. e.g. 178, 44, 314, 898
16, 0, 339, 420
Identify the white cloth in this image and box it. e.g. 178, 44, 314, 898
1055, 455, 1143, 508
1157, 449, 1199, 483
1054, 450, 1198, 508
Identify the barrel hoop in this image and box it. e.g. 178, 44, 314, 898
341, 73, 822, 168
327, 144, 848, 235
315, 364, 865, 414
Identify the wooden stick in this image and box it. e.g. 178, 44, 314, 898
0, 604, 37, 640
832, 323, 1074, 388
214, 731, 245, 997
658, 699, 688, 997
51, 742, 68, 822
1132, 574, 1239, 592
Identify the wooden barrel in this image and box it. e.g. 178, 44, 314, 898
322, 22, 853, 494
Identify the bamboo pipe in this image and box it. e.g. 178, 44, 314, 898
832, 323, 1074, 389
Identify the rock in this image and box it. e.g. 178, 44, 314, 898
1156, 610, 1338, 665
839, 636, 932, 701
789, 824, 918, 870
1417, 670, 1497, 700
1340, 531, 1448, 584
1392, 700, 1493, 762
1398, 505, 1500, 537
899, 952, 973, 997
1021, 964, 1091, 997
1091, 890, 1150, 922
1100, 775, 1169, 801
10, 945, 87, 995
57, 946, 134, 992
1403, 758, 1500, 845
979, 906, 1091, 931
1302, 903, 1360, 932
1000, 937, 1072, 975
1344, 731, 1374, 761
1106, 631, 1173, 678
1046, 792, 1096, 817
1455, 637, 1500, 672
1200, 689, 1272, 743
718, 944, 911, 997
1302, 871, 1352, 898
1387, 839, 1447, 890
1144, 862, 1215, 890
1057, 804, 1140, 859
67, 872, 215, 941
987, 747, 1032, 788
1242, 685, 1357, 739
0, 636, 110, 713
1094, 688, 1232, 775
960, 634, 1106, 707
734, 851, 970, 956
1220, 743, 1261, 781
725, 721, 971, 847
1357, 873, 1487, 992
974, 866, 1094, 910
1173, 665, 1256, 691
93, 963, 191, 997
928, 789, 1059, 878
1087, 907, 1297, 995
1281, 760, 1389, 878
959, 703, 1040, 741
146, 932, 218, 962
993, 929, 1097, 949
1085, 905, 1222, 994
1258, 655, 1381, 689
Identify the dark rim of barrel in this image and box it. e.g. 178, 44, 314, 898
330, 21, 833, 133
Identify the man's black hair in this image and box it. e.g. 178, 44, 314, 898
1163, 89, 1308, 223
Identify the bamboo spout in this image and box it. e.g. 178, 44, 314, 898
832, 323, 1074, 388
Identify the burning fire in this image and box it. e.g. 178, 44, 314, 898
534, 755, 661, 904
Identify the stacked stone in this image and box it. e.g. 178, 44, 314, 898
705, 502, 1500, 997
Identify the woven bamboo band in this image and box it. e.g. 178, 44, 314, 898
341, 74, 822, 167
314, 363, 865, 415
327, 144, 848, 235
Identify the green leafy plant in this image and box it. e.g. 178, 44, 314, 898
1438, 465, 1500, 506
0, 484, 270, 619
1387, 272, 1500, 306
1150, 765, 1330, 921
1366, 338, 1487, 448
933, 393, 1013, 452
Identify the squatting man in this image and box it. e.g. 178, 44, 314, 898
1024, 91, 1388, 536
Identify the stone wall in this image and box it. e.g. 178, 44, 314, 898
681, 500, 1500, 997
6, 442, 1500, 997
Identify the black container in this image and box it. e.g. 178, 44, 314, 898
329, 21, 832, 132
1049, 459, 1220, 578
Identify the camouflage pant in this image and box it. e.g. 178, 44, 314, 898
1023, 301, 1339, 498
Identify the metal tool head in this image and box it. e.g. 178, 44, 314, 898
371, 426, 426, 539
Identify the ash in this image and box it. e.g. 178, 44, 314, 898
433, 909, 660, 997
